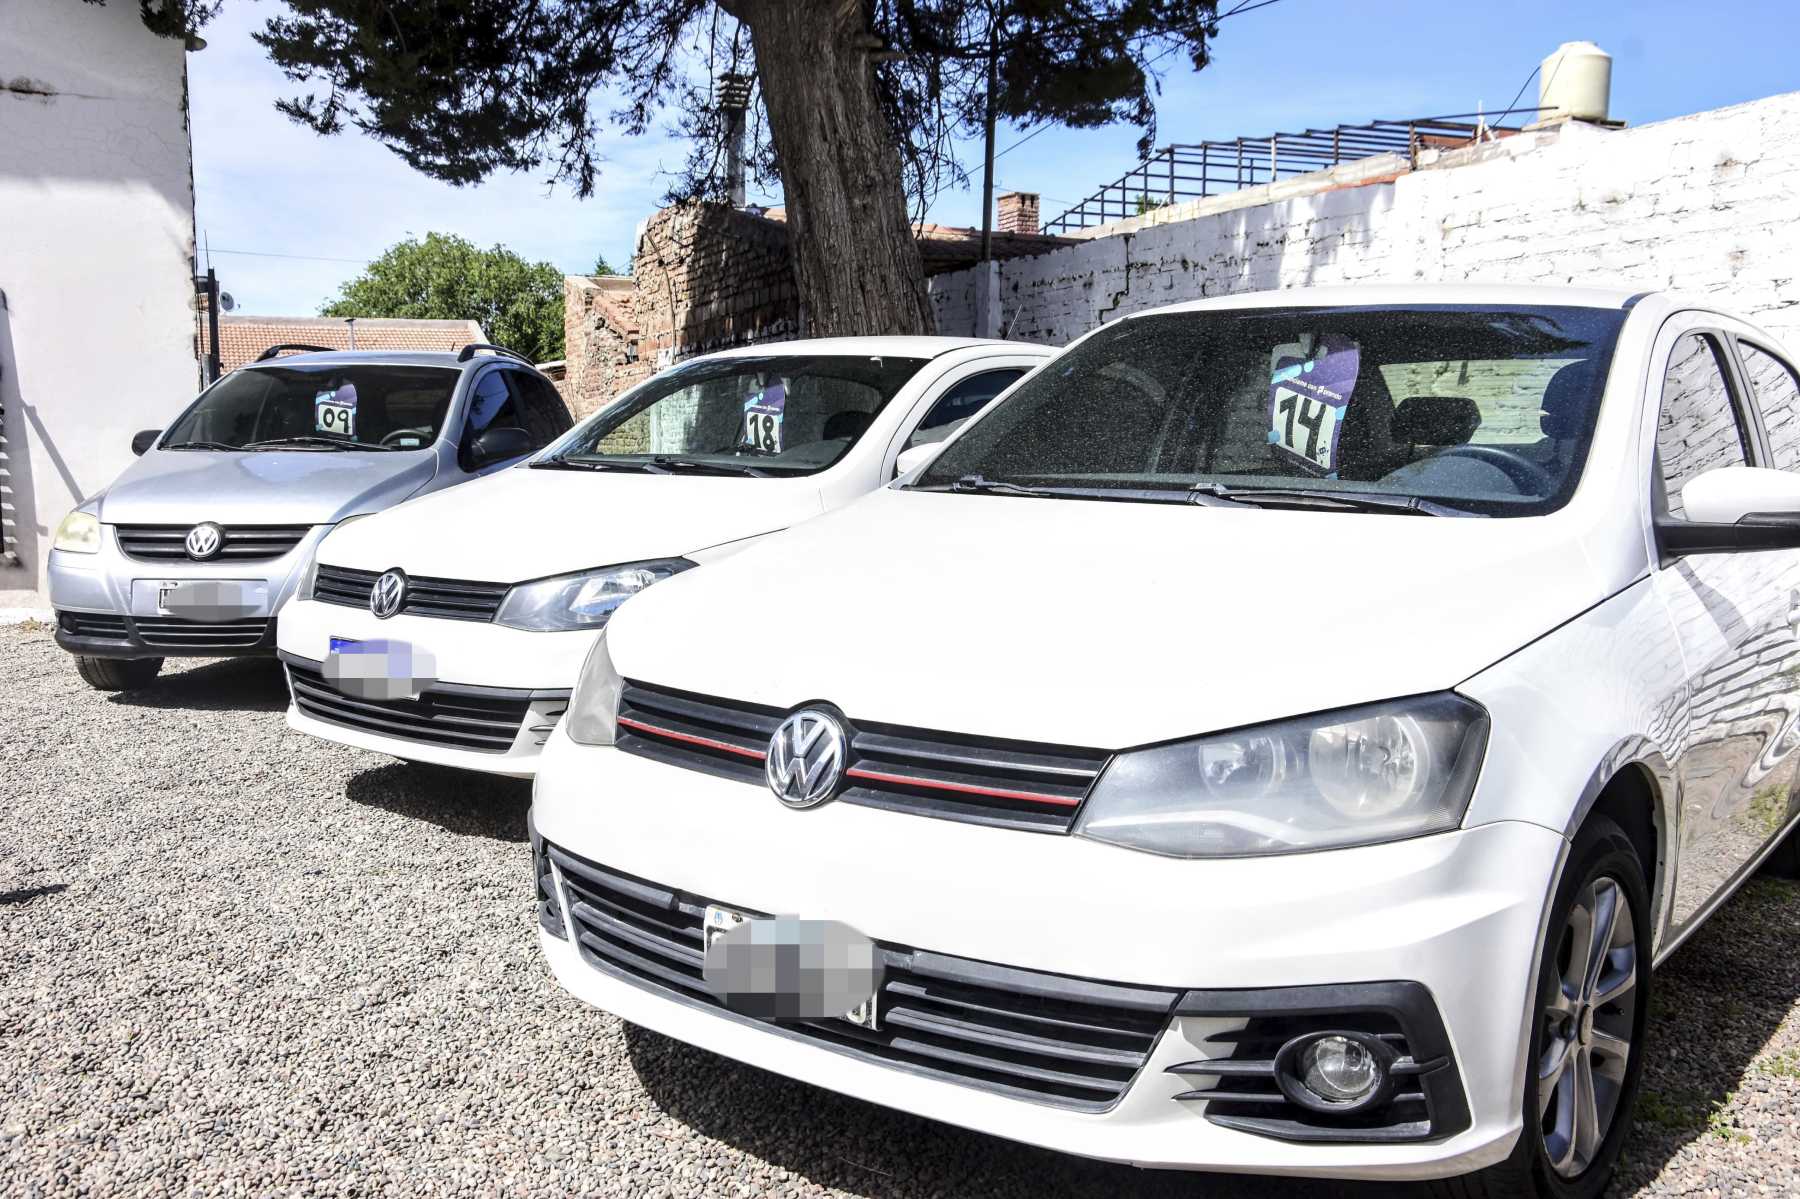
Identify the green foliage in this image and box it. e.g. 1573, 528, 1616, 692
321, 233, 565, 362
1135, 193, 1171, 214
592, 253, 620, 277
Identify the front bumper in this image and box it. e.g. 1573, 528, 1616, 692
276, 597, 596, 777
530, 731, 1567, 1178
47, 526, 326, 660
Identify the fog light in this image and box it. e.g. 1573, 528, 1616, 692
1300, 1035, 1381, 1104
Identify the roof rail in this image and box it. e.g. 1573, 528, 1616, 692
256, 343, 337, 362
457, 342, 533, 365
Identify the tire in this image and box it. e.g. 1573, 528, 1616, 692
1757, 820, 1800, 879
1430, 814, 1652, 1199
75, 655, 164, 692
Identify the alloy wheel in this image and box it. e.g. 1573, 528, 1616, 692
1538, 874, 1639, 1178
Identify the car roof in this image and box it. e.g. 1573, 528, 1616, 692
1135, 283, 1649, 317
697, 336, 1050, 361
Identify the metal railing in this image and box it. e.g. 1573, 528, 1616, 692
1042, 110, 1542, 233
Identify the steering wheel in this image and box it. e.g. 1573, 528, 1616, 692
1428, 444, 1556, 494
379, 426, 432, 447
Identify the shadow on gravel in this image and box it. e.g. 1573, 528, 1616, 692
622, 1023, 1408, 1199
0, 883, 68, 905
345, 761, 531, 842
106, 656, 289, 713
1611, 872, 1800, 1190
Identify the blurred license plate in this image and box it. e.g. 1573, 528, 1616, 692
701, 905, 881, 1029
329, 636, 362, 653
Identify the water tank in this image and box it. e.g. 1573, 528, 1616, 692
1538, 41, 1612, 123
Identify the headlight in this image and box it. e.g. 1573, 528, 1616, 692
494, 559, 695, 632
1073, 693, 1488, 858
564, 630, 624, 746
53, 510, 101, 554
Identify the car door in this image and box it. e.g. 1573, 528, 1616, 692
880, 359, 1039, 480
457, 367, 570, 477
1651, 319, 1800, 934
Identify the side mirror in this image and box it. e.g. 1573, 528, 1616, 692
467, 425, 533, 470
894, 442, 943, 480
131, 429, 161, 456
1657, 465, 1800, 555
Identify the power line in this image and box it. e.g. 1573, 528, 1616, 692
205, 248, 373, 265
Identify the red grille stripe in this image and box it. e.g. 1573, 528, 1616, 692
617, 716, 767, 761
844, 766, 1081, 808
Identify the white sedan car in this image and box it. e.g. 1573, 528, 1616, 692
276, 337, 1051, 776
531, 286, 1800, 1196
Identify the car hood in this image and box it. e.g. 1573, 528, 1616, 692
98, 449, 439, 526
607, 488, 1631, 749
318, 466, 828, 582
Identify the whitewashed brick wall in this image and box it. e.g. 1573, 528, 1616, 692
933, 91, 1800, 349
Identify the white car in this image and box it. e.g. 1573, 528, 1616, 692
530, 285, 1800, 1196
275, 337, 1052, 776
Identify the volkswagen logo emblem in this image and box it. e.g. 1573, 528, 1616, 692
766, 709, 848, 809
184, 522, 224, 561
369, 568, 408, 620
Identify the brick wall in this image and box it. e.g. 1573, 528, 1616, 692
562, 203, 803, 417
929, 91, 1800, 350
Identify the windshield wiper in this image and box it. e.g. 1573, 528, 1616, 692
161, 439, 242, 452
649, 456, 772, 478
243, 435, 373, 451
1188, 483, 1469, 517
533, 457, 669, 473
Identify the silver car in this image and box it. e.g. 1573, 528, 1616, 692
47, 343, 572, 690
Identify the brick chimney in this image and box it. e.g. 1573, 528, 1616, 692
996, 191, 1039, 236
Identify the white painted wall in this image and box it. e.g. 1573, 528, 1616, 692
932, 91, 1800, 352
0, 0, 197, 606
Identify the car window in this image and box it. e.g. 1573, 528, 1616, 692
515, 373, 575, 446
161, 364, 459, 451
916, 305, 1629, 516
903, 369, 1027, 452
1657, 333, 1749, 520
465, 370, 521, 438
1740, 342, 1800, 473
545, 353, 929, 477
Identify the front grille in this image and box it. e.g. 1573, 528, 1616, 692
542, 839, 1177, 1110
312, 564, 510, 622
286, 661, 530, 752
115, 524, 310, 562
616, 681, 1111, 832
57, 610, 129, 640
135, 616, 270, 649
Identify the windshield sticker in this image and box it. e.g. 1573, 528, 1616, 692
315, 383, 357, 437
740, 379, 787, 454
1268, 336, 1360, 476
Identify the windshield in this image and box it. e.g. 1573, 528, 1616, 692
914, 305, 1629, 516
541, 353, 928, 477
161, 364, 460, 451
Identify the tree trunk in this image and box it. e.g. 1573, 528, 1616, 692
736, 0, 935, 337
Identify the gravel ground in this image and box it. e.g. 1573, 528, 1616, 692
3, 623, 1799, 1198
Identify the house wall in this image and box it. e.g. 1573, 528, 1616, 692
631, 203, 800, 365
0, 0, 197, 605
928, 91, 1800, 351
561, 204, 804, 418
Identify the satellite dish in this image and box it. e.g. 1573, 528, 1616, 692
218, 291, 236, 312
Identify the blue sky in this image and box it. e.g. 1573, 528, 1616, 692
190, 0, 1799, 316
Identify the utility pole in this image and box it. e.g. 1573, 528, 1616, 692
198, 268, 222, 383
979, 11, 999, 261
